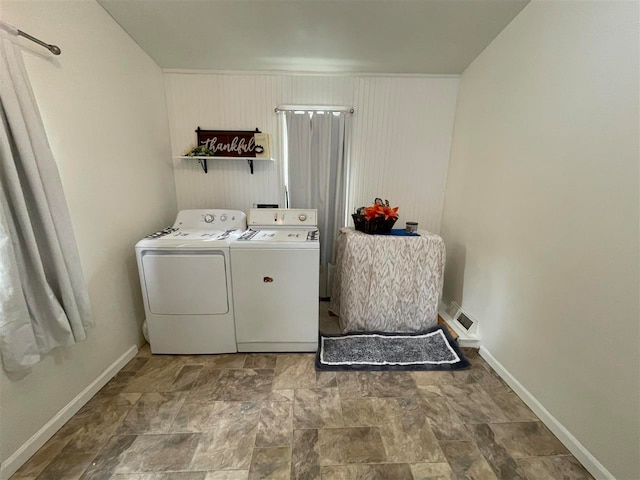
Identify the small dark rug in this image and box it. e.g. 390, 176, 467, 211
316, 324, 470, 371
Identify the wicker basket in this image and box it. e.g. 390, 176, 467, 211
352, 214, 397, 234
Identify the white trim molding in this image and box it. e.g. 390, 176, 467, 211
479, 347, 615, 480
162, 68, 460, 79
0, 345, 138, 480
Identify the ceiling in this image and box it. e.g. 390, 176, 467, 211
98, 0, 529, 74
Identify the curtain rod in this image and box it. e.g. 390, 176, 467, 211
275, 105, 354, 114
18, 29, 61, 55
0, 19, 61, 55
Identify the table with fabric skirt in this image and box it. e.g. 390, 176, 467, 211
329, 227, 446, 333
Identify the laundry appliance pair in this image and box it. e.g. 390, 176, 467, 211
135, 208, 319, 354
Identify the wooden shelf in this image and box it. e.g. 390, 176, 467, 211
173, 156, 274, 174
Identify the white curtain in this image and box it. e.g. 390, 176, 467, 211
0, 22, 92, 372
283, 110, 350, 296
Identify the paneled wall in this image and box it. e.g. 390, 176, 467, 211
164, 72, 458, 233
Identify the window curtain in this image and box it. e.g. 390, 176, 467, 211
0, 22, 92, 372
284, 110, 350, 297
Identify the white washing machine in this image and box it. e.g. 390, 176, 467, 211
135, 209, 247, 354
231, 208, 319, 352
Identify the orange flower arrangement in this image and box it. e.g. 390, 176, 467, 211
353, 198, 399, 234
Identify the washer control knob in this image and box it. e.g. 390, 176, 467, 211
298, 213, 307, 222
204, 214, 215, 223
220, 214, 227, 222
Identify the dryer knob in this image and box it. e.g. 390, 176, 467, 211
298, 213, 307, 222
220, 214, 227, 222
204, 214, 215, 223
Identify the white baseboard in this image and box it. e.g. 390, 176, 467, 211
0, 345, 138, 480
479, 346, 615, 480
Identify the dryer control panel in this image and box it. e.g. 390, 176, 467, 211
248, 208, 317, 227
173, 209, 247, 231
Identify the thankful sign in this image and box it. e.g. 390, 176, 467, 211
195, 128, 270, 158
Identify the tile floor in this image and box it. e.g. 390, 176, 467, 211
11, 306, 593, 480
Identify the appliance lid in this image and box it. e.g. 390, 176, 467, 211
136, 228, 245, 249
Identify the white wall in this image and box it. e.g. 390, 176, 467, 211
165, 72, 459, 234
440, 2, 639, 479
0, 0, 176, 474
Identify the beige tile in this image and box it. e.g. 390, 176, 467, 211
291, 429, 320, 480
99, 371, 137, 396
16, 351, 584, 480
116, 392, 186, 434
336, 371, 419, 398
137, 344, 152, 356
33, 453, 94, 480
112, 434, 200, 474
80, 393, 142, 412
352, 464, 413, 479
12, 419, 82, 478
188, 369, 274, 402
370, 397, 444, 463
274, 354, 317, 389
315, 371, 337, 388
248, 447, 291, 480
109, 474, 167, 479
467, 423, 526, 479
123, 358, 192, 393
319, 466, 350, 480
170, 365, 204, 391
318, 428, 386, 465
62, 405, 131, 454
439, 384, 509, 424
256, 401, 293, 447
185, 368, 223, 403
410, 371, 458, 386
183, 403, 260, 470
269, 389, 295, 402
166, 474, 209, 480
204, 472, 249, 480
489, 421, 570, 458
410, 462, 456, 480
293, 388, 344, 428
244, 354, 277, 369
319, 464, 413, 480
517, 455, 594, 480
340, 398, 380, 427
121, 357, 150, 373
204, 354, 247, 369
172, 401, 261, 433
417, 385, 446, 398
485, 389, 538, 422
109, 474, 208, 480
440, 440, 498, 480
418, 396, 470, 441
461, 347, 481, 361
339, 397, 444, 463
79, 435, 139, 480
474, 363, 512, 392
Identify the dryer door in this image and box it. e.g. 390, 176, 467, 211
141, 252, 228, 315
